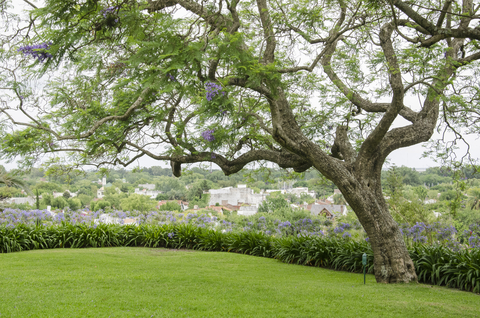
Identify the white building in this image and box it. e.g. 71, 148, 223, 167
138, 183, 156, 190
134, 188, 162, 199
265, 187, 315, 198
209, 185, 268, 206
4, 196, 37, 205
237, 205, 258, 216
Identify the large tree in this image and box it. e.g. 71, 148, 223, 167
1, 0, 480, 283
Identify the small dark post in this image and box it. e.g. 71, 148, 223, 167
362, 253, 367, 284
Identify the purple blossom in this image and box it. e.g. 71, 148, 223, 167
205, 82, 224, 101
100, 6, 120, 18
334, 226, 344, 234
167, 232, 175, 239
342, 232, 351, 238
278, 221, 292, 228
201, 129, 215, 142
468, 235, 480, 248
167, 73, 177, 81
17, 42, 53, 62
211, 153, 216, 159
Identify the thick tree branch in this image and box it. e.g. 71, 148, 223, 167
436, 0, 452, 27
320, 36, 417, 122
125, 138, 311, 177
256, 0, 276, 64
331, 125, 356, 165
393, 0, 480, 41
357, 22, 404, 163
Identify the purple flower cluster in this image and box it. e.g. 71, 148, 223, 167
17, 42, 53, 62
167, 232, 175, 239
100, 6, 119, 18
201, 129, 215, 142
205, 82, 225, 101
468, 235, 480, 248
278, 221, 292, 228
0, 208, 53, 226
334, 226, 344, 234
436, 225, 457, 241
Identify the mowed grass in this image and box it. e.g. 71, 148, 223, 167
0, 248, 479, 318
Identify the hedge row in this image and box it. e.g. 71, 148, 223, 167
1, 223, 479, 293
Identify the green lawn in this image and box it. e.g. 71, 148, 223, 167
0, 248, 479, 317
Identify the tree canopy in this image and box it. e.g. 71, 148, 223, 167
2, 0, 480, 283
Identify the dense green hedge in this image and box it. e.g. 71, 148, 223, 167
1, 223, 479, 293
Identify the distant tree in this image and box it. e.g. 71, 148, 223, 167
120, 194, 156, 212
95, 200, 112, 211
440, 190, 459, 201
33, 182, 63, 194
158, 201, 181, 212
385, 167, 404, 198
63, 191, 71, 199
200, 180, 211, 191
155, 193, 169, 201
41, 193, 53, 207
155, 177, 185, 193
293, 181, 308, 188
413, 186, 428, 202
67, 198, 81, 210
397, 167, 421, 186
52, 197, 66, 209
187, 184, 204, 201
77, 194, 93, 207
258, 195, 289, 213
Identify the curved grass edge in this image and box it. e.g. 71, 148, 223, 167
1, 223, 479, 293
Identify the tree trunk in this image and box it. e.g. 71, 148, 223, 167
338, 172, 417, 283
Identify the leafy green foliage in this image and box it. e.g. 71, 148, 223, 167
1, 223, 479, 293
158, 201, 181, 212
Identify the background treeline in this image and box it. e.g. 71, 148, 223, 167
1, 164, 480, 231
